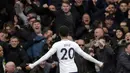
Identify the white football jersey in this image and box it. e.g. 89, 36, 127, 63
29, 39, 103, 73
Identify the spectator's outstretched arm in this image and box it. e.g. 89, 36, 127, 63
74, 43, 103, 67
14, 1, 28, 25
30, 3, 50, 15
29, 44, 57, 69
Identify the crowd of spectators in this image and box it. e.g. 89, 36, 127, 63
0, 0, 130, 73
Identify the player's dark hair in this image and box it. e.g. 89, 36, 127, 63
59, 26, 69, 37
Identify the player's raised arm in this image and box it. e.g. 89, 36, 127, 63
28, 44, 57, 69
74, 43, 103, 67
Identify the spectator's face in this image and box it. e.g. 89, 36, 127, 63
0, 32, 6, 42
47, 30, 53, 37
128, 3, 130, 9
0, 33, 4, 41
77, 40, 85, 50
120, 3, 128, 12
61, 3, 71, 13
0, 46, 3, 57
47, 37, 52, 44
108, 4, 116, 14
27, 13, 36, 20
94, 28, 104, 39
116, 30, 123, 39
10, 38, 19, 48
6, 26, 12, 33
49, 5, 56, 11
29, 18, 36, 26
82, 14, 90, 25
44, 30, 53, 38
27, 14, 32, 19
120, 22, 127, 28
126, 44, 130, 54
14, 15, 18, 23
47, 37, 53, 48
125, 33, 130, 42
32, 22, 41, 34
39, 61, 46, 68
105, 19, 114, 28
128, 9, 130, 15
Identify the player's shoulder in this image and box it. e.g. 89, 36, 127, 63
71, 41, 79, 46
52, 40, 65, 46
65, 40, 79, 46
52, 41, 60, 46
53, 40, 78, 46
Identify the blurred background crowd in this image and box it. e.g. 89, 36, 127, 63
0, 0, 130, 73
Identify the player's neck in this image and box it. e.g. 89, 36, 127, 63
61, 37, 68, 40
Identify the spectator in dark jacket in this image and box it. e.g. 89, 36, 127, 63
104, 16, 117, 37
113, 28, 125, 59
53, 0, 80, 37
75, 39, 96, 73
116, 43, 130, 73
75, 13, 93, 42
30, 61, 52, 73
5, 36, 29, 70
0, 45, 4, 73
95, 38, 115, 73
41, 36, 58, 73
73, 0, 87, 17
115, 1, 128, 24
92, 3, 116, 22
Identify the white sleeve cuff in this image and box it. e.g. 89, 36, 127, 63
29, 64, 34, 69
97, 61, 103, 67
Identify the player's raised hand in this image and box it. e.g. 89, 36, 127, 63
99, 62, 104, 68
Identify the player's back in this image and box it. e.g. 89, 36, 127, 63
55, 40, 78, 73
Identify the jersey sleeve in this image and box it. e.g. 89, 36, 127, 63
74, 43, 103, 67
29, 43, 57, 69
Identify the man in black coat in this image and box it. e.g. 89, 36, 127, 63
75, 39, 96, 73
0, 45, 4, 73
5, 36, 29, 70
95, 38, 115, 73
54, 0, 80, 37
116, 43, 130, 73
